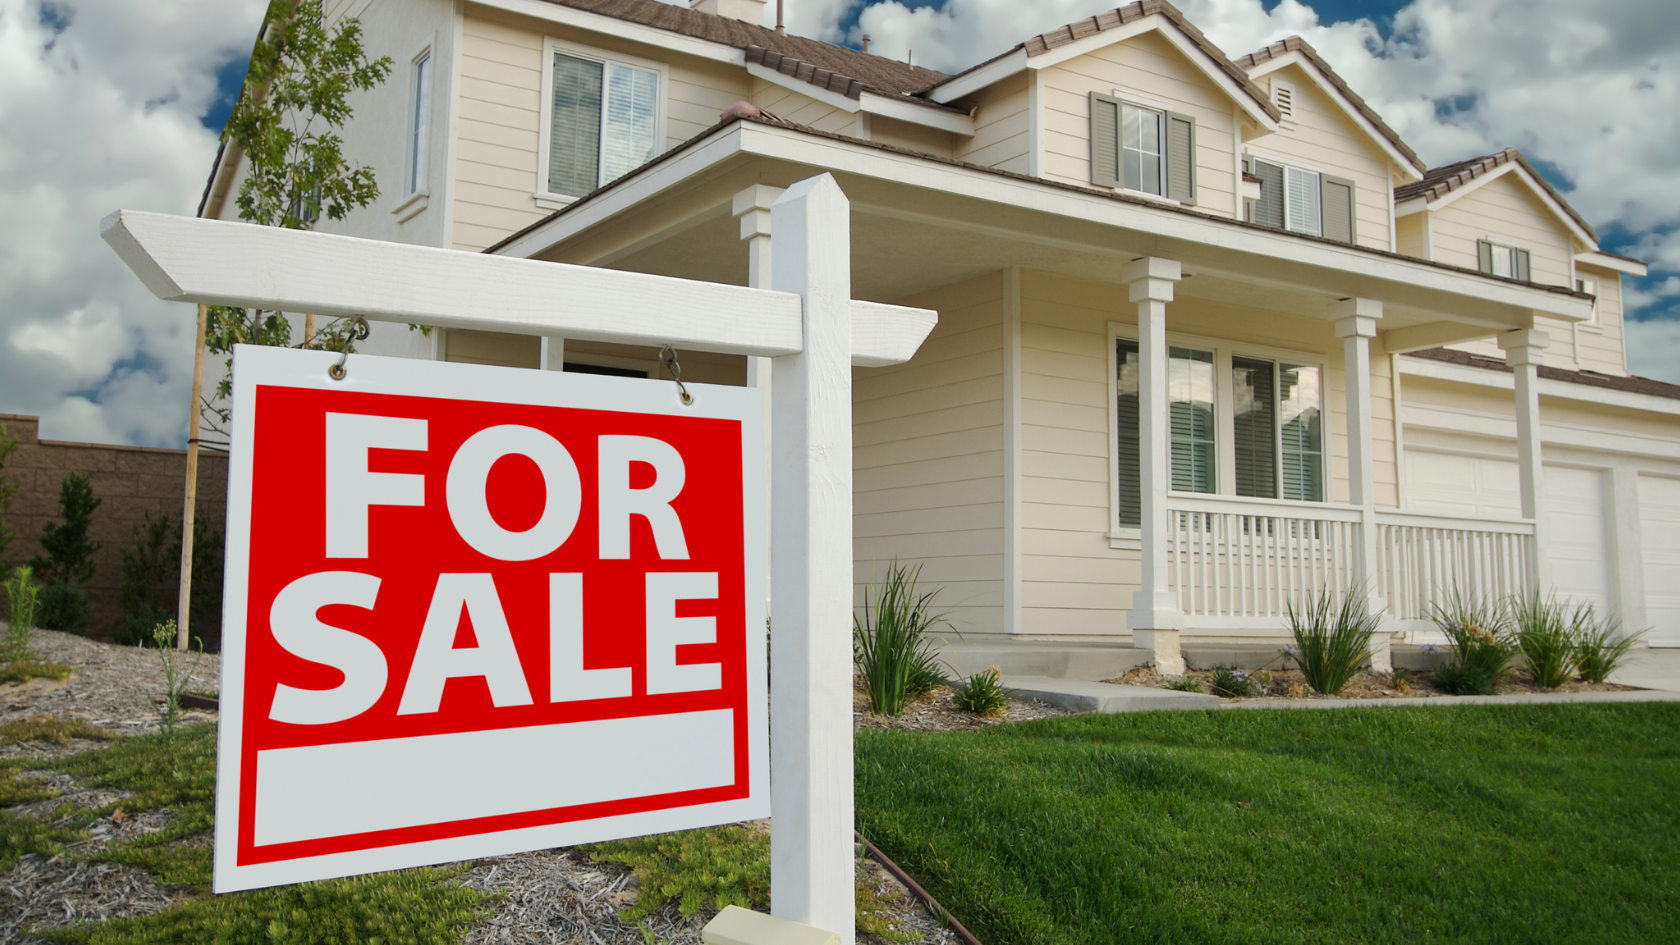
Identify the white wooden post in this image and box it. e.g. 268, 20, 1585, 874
768, 175, 854, 942
1123, 257, 1185, 676
1331, 298, 1390, 672
539, 336, 564, 371
1498, 327, 1550, 593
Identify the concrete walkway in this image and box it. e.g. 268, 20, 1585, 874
1611, 647, 1680, 692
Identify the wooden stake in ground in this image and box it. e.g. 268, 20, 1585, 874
176, 303, 207, 651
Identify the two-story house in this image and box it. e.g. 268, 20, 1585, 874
200, 0, 1680, 672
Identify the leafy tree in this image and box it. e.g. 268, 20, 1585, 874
31, 471, 101, 587
0, 425, 17, 567
203, 0, 392, 432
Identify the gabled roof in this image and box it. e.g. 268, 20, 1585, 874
1235, 36, 1425, 176
534, 0, 948, 98
925, 1, 1282, 125
1396, 148, 1598, 245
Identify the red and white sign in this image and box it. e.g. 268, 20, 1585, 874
214, 345, 767, 892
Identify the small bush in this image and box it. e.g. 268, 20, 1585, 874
1164, 676, 1204, 693
954, 666, 1011, 717
1575, 612, 1644, 684
1390, 667, 1414, 693
118, 510, 177, 646
585, 825, 769, 919
1287, 587, 1380, 695
1206, 666, 1256, 699
1512, 594, 1583, 689
30, 470, 101, 586
854, 560, 948, 716
36, 582, 91, 634
1429, 587, 1517, 694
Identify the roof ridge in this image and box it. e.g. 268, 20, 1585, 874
1234, 34, 1424, 173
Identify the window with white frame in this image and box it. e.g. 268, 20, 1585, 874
1121, 103, 1166, 196
543, 45, 661, 200
407, 52, 432, 196
1245, 155, 1357, 244
1576, 276, 1600, 326
1478, 238, 1531, 281
1113, 330, 1326, 529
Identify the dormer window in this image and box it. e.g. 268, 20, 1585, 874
1245, 154, 1356, 244
540, 42, 663, 201
1089, 92, 1197, 204
1122, 103, 1165, 195
1478, 239, 1531, 282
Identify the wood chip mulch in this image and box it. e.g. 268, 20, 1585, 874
854, 676, 1071, 732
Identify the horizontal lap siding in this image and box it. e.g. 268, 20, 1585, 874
1038, 32, 1238, 219
954, 72, 1030, 174
1246, 66, 1395, 252
868, 116, 955, 159
854, 273, 1005, 634
1573, 265, 1627, 375
751, 80, 856, 135
1017, 270, 1399, 636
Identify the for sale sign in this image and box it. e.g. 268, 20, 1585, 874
214, 345, 767, 892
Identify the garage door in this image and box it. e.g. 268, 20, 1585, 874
1640, 476, 1680, 647
1405, 452, 1612, 616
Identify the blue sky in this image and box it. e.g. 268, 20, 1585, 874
3, 0, 1677, 449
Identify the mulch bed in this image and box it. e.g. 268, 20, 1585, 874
1101, 664, 1639, 700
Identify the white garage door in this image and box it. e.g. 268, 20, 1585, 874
1640, 476, 1680, 647
1405, 452, 1612, 616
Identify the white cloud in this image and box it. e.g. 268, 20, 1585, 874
0, 0, 263, 446
1626, 318, 1680, 385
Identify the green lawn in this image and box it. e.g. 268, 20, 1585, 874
855, 704, 1680, 945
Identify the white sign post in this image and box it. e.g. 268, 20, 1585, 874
103, 175, 933, 943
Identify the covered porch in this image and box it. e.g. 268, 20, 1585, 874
490, 116, 1592, 674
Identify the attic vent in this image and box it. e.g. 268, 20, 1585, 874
1273, 80, 1295, 120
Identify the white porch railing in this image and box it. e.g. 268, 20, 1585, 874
1166, 495, 1364, 621
1376, 511, 1536, 620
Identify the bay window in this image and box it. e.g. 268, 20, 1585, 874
541, 43, 662, 201
1112, 328, 1327, 532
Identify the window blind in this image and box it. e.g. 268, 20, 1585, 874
1280, 363, 1323, 501
1232, 357, 1277, 499
549, 53, 604, 198
601, 63, 659, 187
1250, 158, 1284, 228
1115, 339, 1142, 527
1286, 166, 1321, 236
1122, 104, 1163, 195
1169, 347, 1216, 493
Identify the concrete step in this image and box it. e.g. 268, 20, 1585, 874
1004, 675, 1220, 713
932, 639, 1152, 682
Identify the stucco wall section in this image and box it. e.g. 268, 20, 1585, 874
853, 272, 1005, 636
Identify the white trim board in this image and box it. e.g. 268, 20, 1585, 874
745, 63, 975, 135
1397, 354, 1680, 418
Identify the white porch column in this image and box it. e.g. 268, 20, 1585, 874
1123, 257, 1185, 675
1498, 328, 1550, 592
768, 176, 854, 942
736, 186, 782, 602
1331, 299, 1390, 672
538, 336, 564, 371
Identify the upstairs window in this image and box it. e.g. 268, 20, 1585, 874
1478, 239, 1531, 282
1576, 276, 1600, 326
542, 46, 661, 200
407, 52, 432, 196
1246, 155, 1356, 244
1090, 92, 1197, 204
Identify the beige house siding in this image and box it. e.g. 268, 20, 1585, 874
1429, 173, 1576, 286
1014, 269, 1397, 637
854, 273, 1006, 636
1038, 32, 1240, 219
868, 115, 956, 159
954, 72, 1031, 174
1570, 265, 1628, 375
751, 79, 856, 135
453, 12, 750, 252
1244, 66, 1394, 252
1395, 212, 1426, 259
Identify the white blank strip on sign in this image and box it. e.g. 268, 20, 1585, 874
254, 710, 735, 846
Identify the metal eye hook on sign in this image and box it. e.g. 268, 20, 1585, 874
326, 316, 372, 381
658, 344, 694, 406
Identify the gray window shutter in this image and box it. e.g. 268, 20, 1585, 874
1089, 93, 1122, 189
1516, 249, 1532, 282
1321, 175, 1356, 244
1251, 159, 1285, 229
1477, 239, 1495, 274
1165, 111, 1196, 204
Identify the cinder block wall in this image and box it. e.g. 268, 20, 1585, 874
0, 414, 229, 640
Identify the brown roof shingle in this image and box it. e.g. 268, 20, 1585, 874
933, 1, 1282, 123
1394, 148, 1599, 243
1234, 36, 1424, 174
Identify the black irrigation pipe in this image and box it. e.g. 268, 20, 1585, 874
856, 831, 984, 945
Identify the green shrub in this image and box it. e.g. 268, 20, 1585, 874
1287, 587, 1380, 695
4, 565, 40, 655
584, 825, 769, 920
36, 582, 91, 634
1428, 588, 1517, 695
1575, 612, 1644, 684
1390, 667, 1414, 693
119, 510, 177, 646
1164, 676, 1204, 693
1206, 666, 1256, 699
854, 560, 948, 716
31, 470, 102, 586
954, 666, 1011, 717
1512, 594, 1583, 688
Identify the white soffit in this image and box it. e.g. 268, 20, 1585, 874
1575, 251, 1648, 277
1423, 161, 1599, 249
1242, 52, 1423, 181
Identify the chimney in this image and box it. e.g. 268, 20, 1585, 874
690, 0, 767, 25
862, 34, 871, 53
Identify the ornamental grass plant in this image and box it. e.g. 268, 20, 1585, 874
854, 560, 948, 716
1428, 587, 1518, 695
1511, 594, 1584, 689
954, 665, 1011, 717
1286, 587, 1380, 695
1574, 611, 1643, 684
